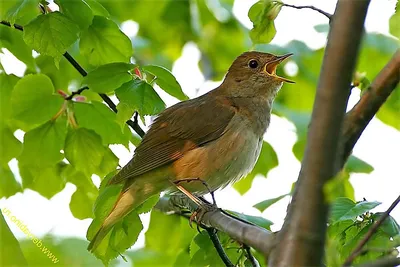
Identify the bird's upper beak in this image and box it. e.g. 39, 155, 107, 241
263, 53, 295, 83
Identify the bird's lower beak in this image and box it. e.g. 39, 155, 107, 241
263, 53, 295, 83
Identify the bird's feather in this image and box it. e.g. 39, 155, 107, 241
108, 93, 236, 185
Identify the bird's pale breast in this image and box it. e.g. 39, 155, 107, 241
172, 113, 263, 195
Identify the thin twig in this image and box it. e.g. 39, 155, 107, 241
354, 257, 400, 267
274, 2, 332, 20
244, 245, 260, 267
205, 227, 235, 267
65, 86, 89, 100
0, 20, 145, 138
343, 194, 400, 266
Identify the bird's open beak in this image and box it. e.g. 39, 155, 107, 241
263, 53, 295, 83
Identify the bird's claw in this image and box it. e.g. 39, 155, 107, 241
189, 202, 218, 231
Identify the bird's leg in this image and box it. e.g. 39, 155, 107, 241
173, 181, 218, 228
173, 177, 216, 205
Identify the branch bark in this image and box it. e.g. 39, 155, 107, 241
341, 50, 400, 165
268, 1, 370, 266
0, 20, 146, 138
155, 196, 276, 257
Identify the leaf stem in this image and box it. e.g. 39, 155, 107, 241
0, 20, 145, 138
342, 194, 400, 266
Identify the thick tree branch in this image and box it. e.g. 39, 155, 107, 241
155, 196, 276, 257
274, 1, 332, 20
343, 194, 400, 266
268, 1, 370, 266
0, 20, 146, 138
341, 50, 400, 164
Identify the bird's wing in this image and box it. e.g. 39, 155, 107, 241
108, 95, 236, 185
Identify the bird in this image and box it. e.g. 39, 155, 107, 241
87, 51, 294, 252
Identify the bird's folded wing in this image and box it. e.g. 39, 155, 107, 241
108, 95, 236, 185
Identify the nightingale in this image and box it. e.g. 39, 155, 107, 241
87, 51, 294, 252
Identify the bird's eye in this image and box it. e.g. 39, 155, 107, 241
248, 59, 258, 69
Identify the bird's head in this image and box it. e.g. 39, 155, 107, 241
221, 51, 294, 98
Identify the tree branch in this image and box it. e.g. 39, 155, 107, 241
65, 86, 89, 100
342, 194, 400, 266
268, 1, 370, 266
154, 195, 276, 257
0, 20, 145, 138
354, 257, 400, 267
204, 227, 235, 267
341, 50, 400, 164
274, 2, 332, 20
244, 245, 260, 267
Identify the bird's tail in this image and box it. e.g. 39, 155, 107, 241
87, 181, 159, 252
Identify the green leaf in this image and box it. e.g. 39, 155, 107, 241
0, 165, 22, 198
127, 249, 178, 267
190, 230, 242, 266
55, 0, 94, 30
0, 24, 34, 69
0, 126, 22, 164
142, 65, 188, 100
226, 210, 273, 230
116, 102, 135, 129
96, 147, 119, 177
345, 155, 374, 174
145, 210, 196, 254
18, 119, 67, 167
64, 128, 106, 176
357, 33, 399, 130
233, 141, 278, 195
11, 74, 64, 131
91, 185, 122, 224
2, 0, 39, 25
329, 197, 356, 223
73, 101, 129, 146
389, 0, 400, 38
88, 210, 143, 263
82, 62, 134, 93
35, 54, 82, 91
70, 186, 98, 219
0, 74, 19, 125
324, 171, 355, 203
0, 211, 28, 266
136, 194, 160, 214
80, 16, 132, 66
61, 163, 99, 220
84, 0, 110, 17
19, 162, 67, 199
23, 12, 80, 64
253, 193, 289, 212
248, 0, 281, 44
373, 213, 400, 237
330, 198, 381, 223
115, 79, 165, 116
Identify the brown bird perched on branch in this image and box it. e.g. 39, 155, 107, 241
87, 51, 294, 252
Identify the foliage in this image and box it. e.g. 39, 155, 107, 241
0, 0, 399, 266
